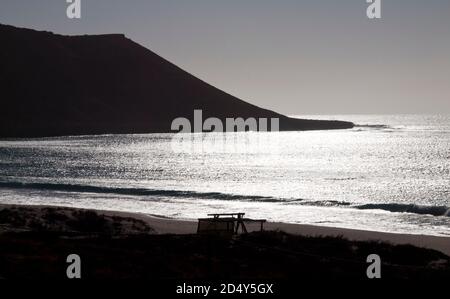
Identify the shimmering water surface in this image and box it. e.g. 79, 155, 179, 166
0, 115, 449, 235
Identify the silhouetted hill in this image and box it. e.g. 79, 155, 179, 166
0, 24, 353, 137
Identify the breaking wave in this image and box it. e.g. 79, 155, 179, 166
0, 181, 282, 202
355, 203, 450, 217
0, 181, 448, 217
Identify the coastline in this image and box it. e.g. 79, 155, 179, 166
100, 208, 450, 256
1, 203, 449, 256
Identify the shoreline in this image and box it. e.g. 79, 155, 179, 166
1, 203, 449, 256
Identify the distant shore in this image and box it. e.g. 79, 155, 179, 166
1, 203, 449, 256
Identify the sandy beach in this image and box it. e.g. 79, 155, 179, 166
1, 203, 449, 280
99, 208, 450, 256
2, 203, 448, 256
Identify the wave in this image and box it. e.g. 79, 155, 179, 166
1, 181, 448, 217
355, 203, 450, 217
0, 181, 282, 202
287, 200, 353, 207
352, 124, 399, 133
283, 200, 449, 217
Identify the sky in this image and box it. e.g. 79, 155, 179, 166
1, 0, 449, 115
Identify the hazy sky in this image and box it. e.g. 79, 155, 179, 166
1, 0, 449, 114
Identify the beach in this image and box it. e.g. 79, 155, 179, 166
1, 203, 449, 280
1, 203, 449, 256
64, 206, 449, 256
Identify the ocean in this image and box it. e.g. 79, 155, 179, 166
0, 114, 449, 236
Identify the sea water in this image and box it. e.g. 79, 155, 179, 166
0, 115, 449, 236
